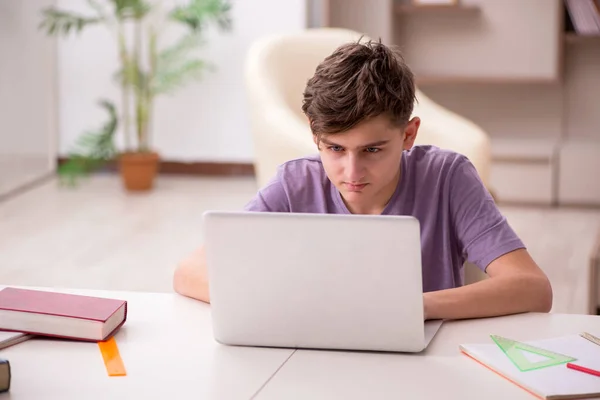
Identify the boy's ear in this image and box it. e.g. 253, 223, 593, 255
402, 117, 420, 150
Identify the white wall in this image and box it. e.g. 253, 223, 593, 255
57, 0, 307, 163
0, 0, 57, 197
0, 0, 57, 158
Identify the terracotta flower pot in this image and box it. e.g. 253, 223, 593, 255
118, 151, 160, 192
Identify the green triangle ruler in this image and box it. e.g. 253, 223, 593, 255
491, 335, 577, 372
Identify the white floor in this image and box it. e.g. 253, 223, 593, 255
0, 154, 51, 199
0, 174, 598, 315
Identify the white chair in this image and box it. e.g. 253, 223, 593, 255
244, 27, 493, 192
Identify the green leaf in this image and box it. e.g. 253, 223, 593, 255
86, 0, 109, 20
114, 59, 147, 89
157, 33, 205, 71
38, 7, 101, 36
113, 64, 153, 106
58, 100, 119, 186
169, 0, 233, 32
149, 31, 214, 96
152, 59, 210, 95
112, 0, 152, 19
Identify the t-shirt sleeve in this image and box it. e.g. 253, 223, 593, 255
243, 168, 291, 212
449, 158, 525, 272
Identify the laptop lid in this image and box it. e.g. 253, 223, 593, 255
203, 211, 439, 353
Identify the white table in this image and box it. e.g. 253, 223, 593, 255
256, 313, 600, 400
1, 287, 599, 400
0, 287, 293, 400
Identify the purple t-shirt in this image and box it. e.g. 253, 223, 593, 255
244, 145, 525, 292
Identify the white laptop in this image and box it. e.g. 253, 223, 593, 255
202, 211, 443, 353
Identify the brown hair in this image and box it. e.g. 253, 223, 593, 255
302, 38, 416, 140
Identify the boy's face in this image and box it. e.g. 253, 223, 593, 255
315, 114, 420, 214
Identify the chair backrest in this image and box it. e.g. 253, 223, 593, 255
411, 90, 492, 186
245, 28, 365, 123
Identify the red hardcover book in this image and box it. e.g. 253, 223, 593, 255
0, 287, 127, 341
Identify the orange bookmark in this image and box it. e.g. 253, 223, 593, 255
98, 337, 127, 376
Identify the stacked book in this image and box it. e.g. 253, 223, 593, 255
0, 331, 31, 392
0, 287, 128, 392
0, 359, 9, 393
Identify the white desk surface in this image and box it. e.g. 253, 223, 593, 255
256, 312, 600, 400
0, 287, 293, 400
0, 286, 599, 400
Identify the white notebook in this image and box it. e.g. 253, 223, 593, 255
0, 330, 32, 350
460, 334, 600, 400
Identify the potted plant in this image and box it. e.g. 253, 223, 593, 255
40, 0, 232, 191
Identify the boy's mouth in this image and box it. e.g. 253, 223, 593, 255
345, 183, 368, 191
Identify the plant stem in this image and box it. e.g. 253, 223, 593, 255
134, 17, 146, 152
147, 26, 157, 153
117, 25, 131, 153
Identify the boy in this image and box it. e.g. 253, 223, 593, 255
173, 39, 552, 320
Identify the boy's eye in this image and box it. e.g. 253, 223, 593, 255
329, 146, 343, 152
365, 147, 380, 153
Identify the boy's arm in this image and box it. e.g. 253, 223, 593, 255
173, 246, 211, 303
424, 248, 552, 320
173, 169, 290, 303
428, 158, 553, 320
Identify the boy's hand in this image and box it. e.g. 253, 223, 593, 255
173, 246, 211, 303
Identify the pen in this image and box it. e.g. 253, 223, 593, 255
567, 363, 600, 378
581, 332, 600, 347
